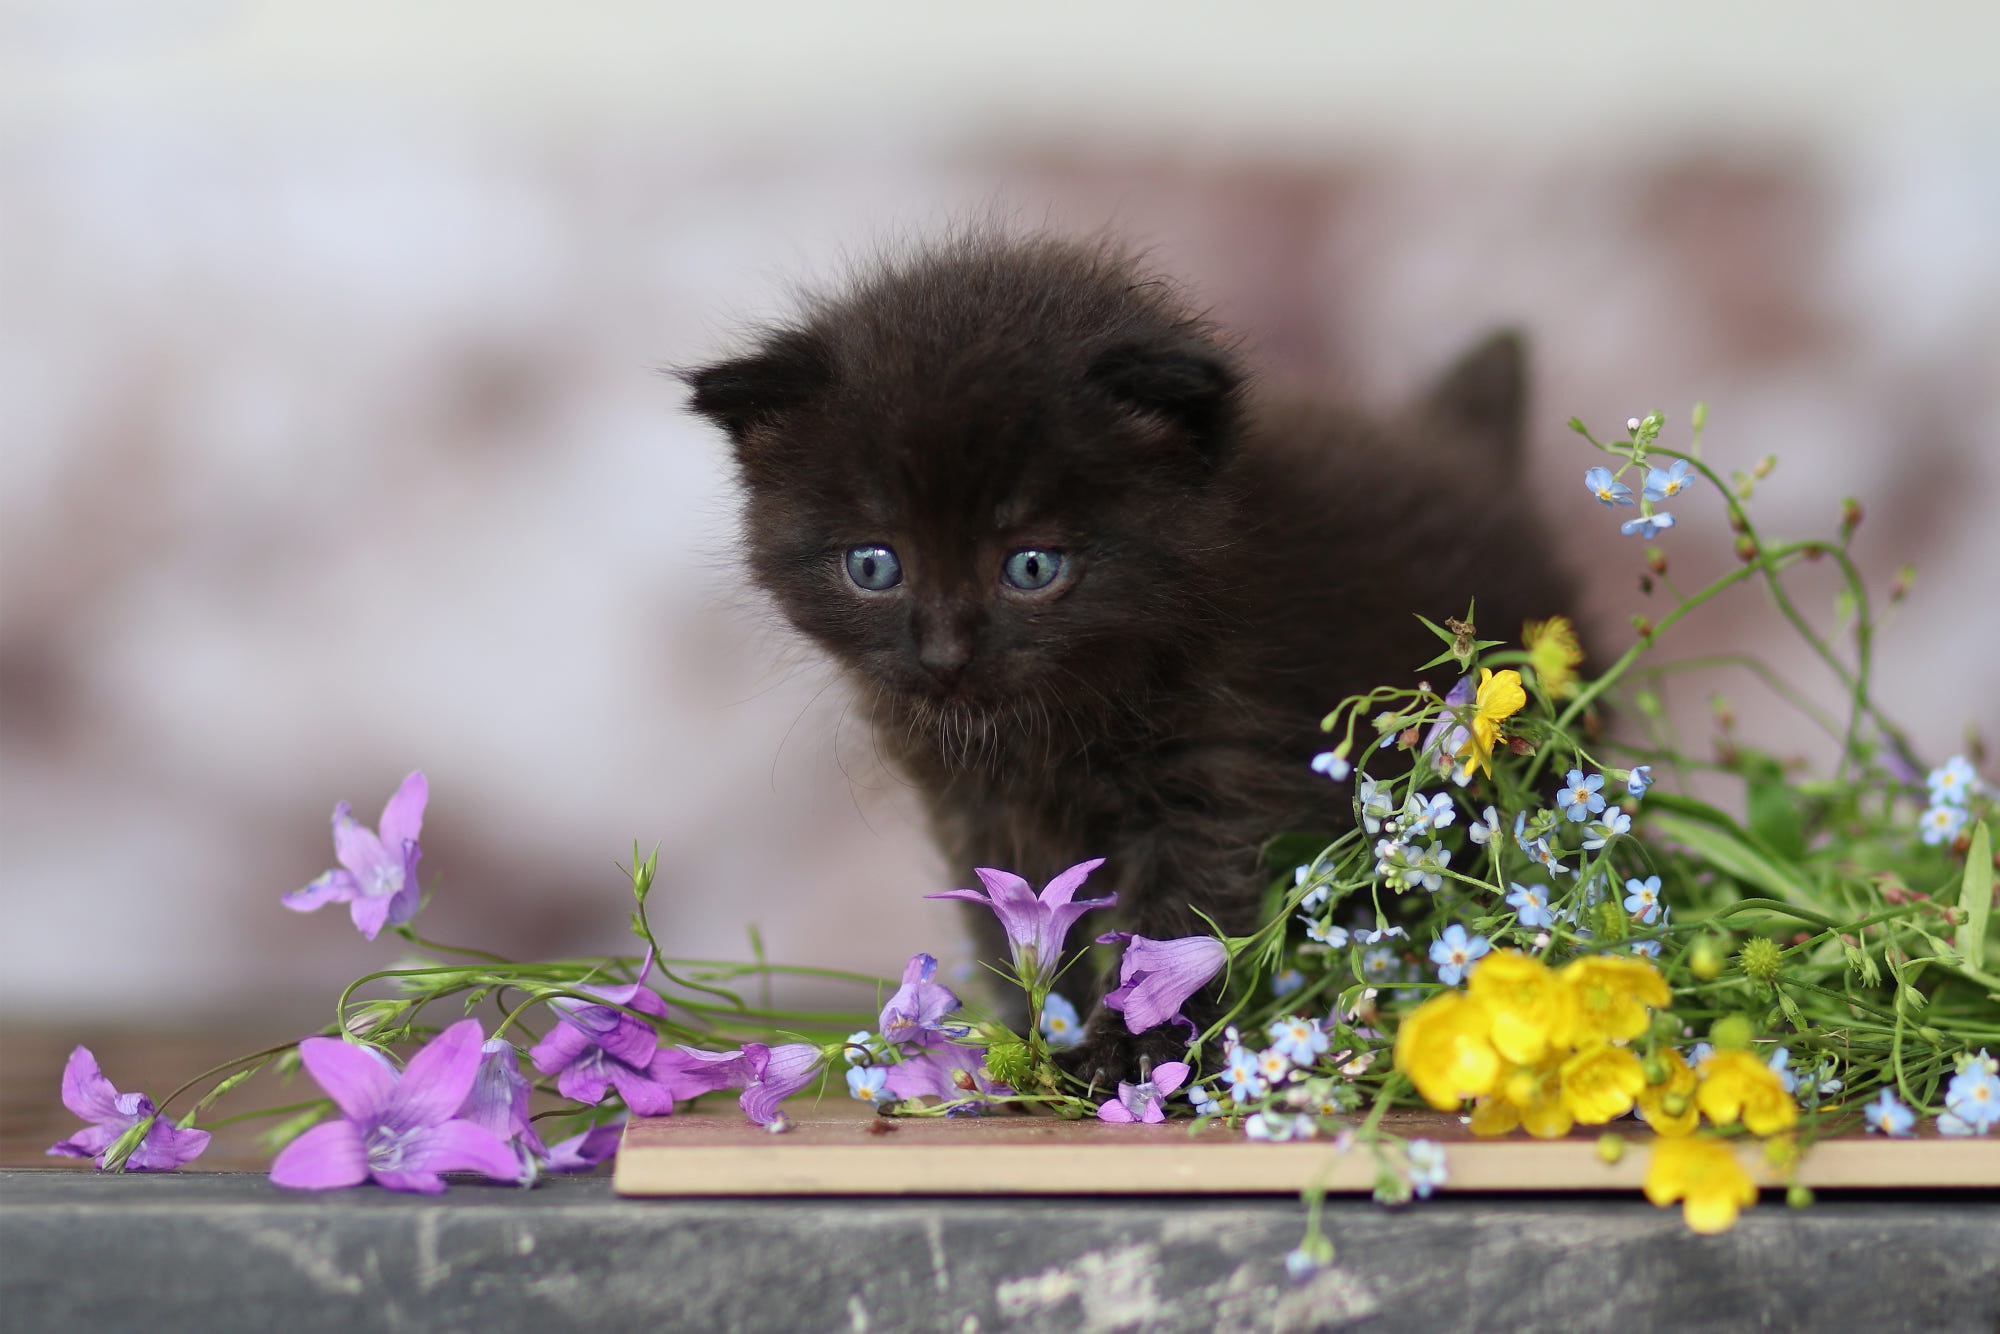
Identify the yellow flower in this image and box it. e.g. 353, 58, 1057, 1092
1456, 668, 1526, 779
1468, 1093, 1520, 1136
1561, 1043, 1647, 1124
1523, 616, 1584, 699
1644, 1135, 1758, 1234
1637, 1048, 1700, 1137
1467, 949, 1577, 1065
1394, 991, 1502, 1110
1499, 1056, 1574, 1138
1561, 955, 1672, 1046
1695, 1049, 1799, 1136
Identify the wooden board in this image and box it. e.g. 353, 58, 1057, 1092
613, 1097, 2000, 1196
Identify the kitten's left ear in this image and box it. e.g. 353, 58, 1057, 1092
1087, 337, 1241, 465
681, 328, 836, 443
1423, 329, 1527, 461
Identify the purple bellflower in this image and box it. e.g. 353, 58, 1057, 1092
47, 1046, 210, 1171
270, 1020, 524, 1193
882, 1037, 1007, 1110
1098, 932, 1229, 1034
879, 953, 964, 1044
283, 770, 428, 940
544, 1121, 625, 1171
528, 957, 685, 1116
926, 859, 1115, 987
1096, 1061, 1191, 1123
460, 1038, 547, 1167
737, 1042, 823, 1125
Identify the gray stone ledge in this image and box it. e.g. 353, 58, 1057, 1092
4, 1170, 1997, 1333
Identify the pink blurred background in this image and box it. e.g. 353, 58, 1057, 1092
3, 2, 1997, 1026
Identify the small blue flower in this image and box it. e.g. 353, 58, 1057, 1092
1944, 1053, 2000, 1132
1409, 841, 1451, 893
1406, 1140, 1447, 1198
1402, 792, 1456, 835
1245, 1110, 1316, 1142
1304, 919, 1349, 948
1189, 1084, 1222, 1117
1687, 1042, 1714, 1068
1620, 511, 1676, 539
1767, 1047, 1797, 1094
842, 1030, 873, 1065
1039, 992, 1083, 1047
1506, 881, 1555, 930
1643, 458, 1696, 503
1626, 765, 1654, 797
1268, 1015, 1331, 1066
1222, 1044, 1269, 1104
1467, 805, 1501, 846
1361, 945, 1400, 985
1623, 875, 1663, 925
1863, 1088, 1915, 1137
1271, 968, 1306, 998
1428, 924, 1491, 986
1920, 802, 1968, 846
1584, 466, 1635, 508
1358, 779, 1396, 834
1629, 938, 1661, 957
846, 1065, 889, 1104
1311, 750, 1351, 782
1581, 809, 1632, 850
1927, 755, 1977, 807
1284, 1247, 1323, 1282
1355, 925, 1407, 945
1556, 769, 1607, 823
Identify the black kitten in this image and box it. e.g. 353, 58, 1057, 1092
685, 235, 1576, 1086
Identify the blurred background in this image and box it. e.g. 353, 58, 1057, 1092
4, 0, 1998, 1040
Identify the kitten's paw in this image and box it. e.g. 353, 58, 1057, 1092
1052, 1015, 1193, 1097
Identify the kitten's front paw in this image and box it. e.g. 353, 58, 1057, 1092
1052, 1012, 1194, 1097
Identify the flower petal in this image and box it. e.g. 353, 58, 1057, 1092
604, 1059, 678, 1117
58, 1046, 125, 1123
370, 1169, 448, 1195
330, 801, 389, 885
739, 1042, 821, 1126
270, 1120, 370, 1190
1152, 1062, 1191, 1097
347, 891, 396, 941
527, 1021, 595, 1076
376, 771, 428, 860
654, 1046, 755, 1099
1037, 858, 1107, 910
383, 1019, 486, 1133
556, 1054, 613, 1106
283, 869, 358, 912
47, 1124, 120, 1160
298, 1037, 398, 1125
412, 1118, 526, 1183
1096, 1098, 1136, 1123
127, 1122, 211, 1171
969, 868, 1045, 950
544, 1122, 623, 1172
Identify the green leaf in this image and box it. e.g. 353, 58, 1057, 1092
1647, 810, 1819, 908
262, 1105, 329, 1154
1957, 821, 1993, 973
1741, 753, 1806, 863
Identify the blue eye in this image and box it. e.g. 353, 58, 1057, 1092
1001, 549, 1065, 591
844, 546, 902, 591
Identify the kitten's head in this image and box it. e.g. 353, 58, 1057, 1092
685, 238, 1244, 740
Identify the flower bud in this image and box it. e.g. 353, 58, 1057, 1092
983, 1038, 1033, 1089
1646, 547, 1668, 575
1735, 534, 1760, 563
1710, 1014, 1753, 1049
1840, 497, 1864, 533
1596, 1134, 1626, 1164
1753, 454, 1777, 479
1689, 934, 1729, 980
1632, 615, 1654, 640
1661, 1091, 1691, 1117
951, 1069, 978, 1091
1738, 936, 1784, 983
1787, 1184, 1815, 1209
1641, 1054, 1669, 1086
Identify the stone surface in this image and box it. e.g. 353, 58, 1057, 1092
5, 1170, 1998, 1333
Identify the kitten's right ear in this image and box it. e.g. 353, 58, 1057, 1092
681, 329, 835, 443
1087, 338, 1241, 465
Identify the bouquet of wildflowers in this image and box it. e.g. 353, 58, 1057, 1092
50, 406, 1997, 1261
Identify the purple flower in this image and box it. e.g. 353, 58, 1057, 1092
882, 1037, 1007, 1110
543, 1120, 624, 1172
270, 1020, 524, 1193
738, 1043, 824, 1126
46, 1047, 211, 1171
282, 770, 427, 940
529, 961, 684, 1116
926, 859, 1116, 987
459, 1038, 547, 1163
1096, 1061, 1191, 1123
879, 953, 962, 1044
1098, 932, 1229, 1034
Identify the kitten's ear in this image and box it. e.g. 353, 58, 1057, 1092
1423, 329, 1527, 460
1087, 338, 1241, 465
681, 329, 835, 443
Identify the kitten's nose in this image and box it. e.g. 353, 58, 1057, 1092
918, 636, 972, 685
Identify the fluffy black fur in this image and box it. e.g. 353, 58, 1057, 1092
685, 235, 1576, 1087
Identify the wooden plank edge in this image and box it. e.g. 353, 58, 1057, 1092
613, 1134, 2000, 1197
